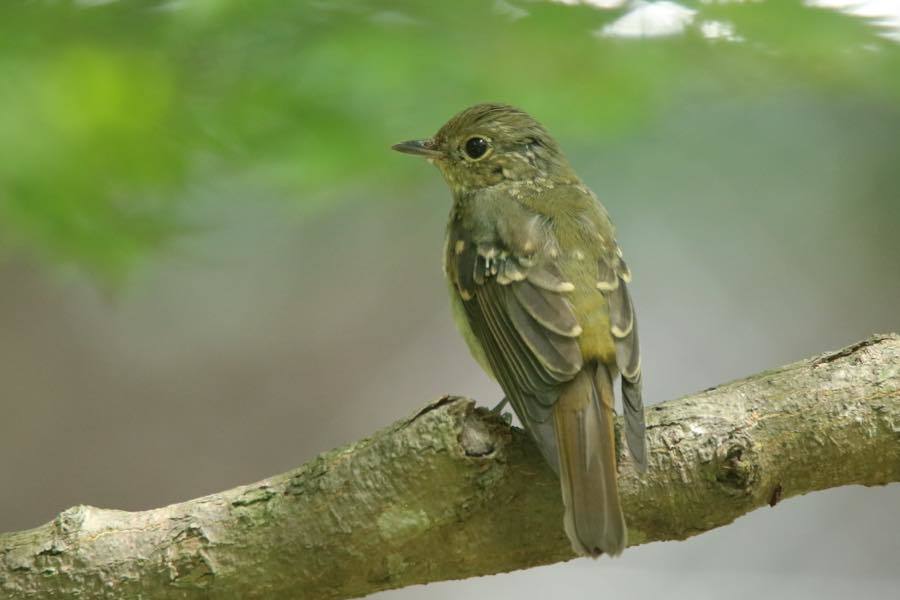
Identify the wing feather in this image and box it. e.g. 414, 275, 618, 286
526, 260, 575, 293
452, 237, 583, 425
597, 246, 646, 470
512, 280, 582, 337
502, 285, 582, 379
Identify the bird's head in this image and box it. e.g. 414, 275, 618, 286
393, 103, 573, 193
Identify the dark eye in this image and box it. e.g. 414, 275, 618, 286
464, 136, 490, 160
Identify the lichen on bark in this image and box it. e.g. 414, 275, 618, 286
1, 335, 898, 599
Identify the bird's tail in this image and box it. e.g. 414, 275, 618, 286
552, 362, 626, 557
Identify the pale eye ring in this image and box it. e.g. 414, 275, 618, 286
463, 136, 491, 161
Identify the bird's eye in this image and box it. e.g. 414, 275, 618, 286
463, 136, 491, 161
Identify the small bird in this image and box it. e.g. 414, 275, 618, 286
393, 103, 646, 557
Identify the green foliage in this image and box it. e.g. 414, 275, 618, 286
0, 0, 897, 278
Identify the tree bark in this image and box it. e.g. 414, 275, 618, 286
1, 334, 898, 599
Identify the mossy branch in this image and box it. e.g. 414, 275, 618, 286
2, 335, 898, 599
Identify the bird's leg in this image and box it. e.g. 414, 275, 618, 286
491, 397, 509, 413
491, 397, 513, 425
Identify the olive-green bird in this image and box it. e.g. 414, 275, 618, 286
393, 103, 646, 557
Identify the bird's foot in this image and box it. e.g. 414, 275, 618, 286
491, 397, 513, 424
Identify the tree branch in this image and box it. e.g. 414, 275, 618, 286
2, 335, 898, 599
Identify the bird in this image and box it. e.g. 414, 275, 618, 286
392, 103, 646, 557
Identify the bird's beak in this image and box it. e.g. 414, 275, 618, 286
391, 138, 443, 158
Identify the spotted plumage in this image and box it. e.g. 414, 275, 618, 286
394, 103, 646, 557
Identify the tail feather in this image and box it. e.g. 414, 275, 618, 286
553, 364, 626, 557
622, 373, 647, 471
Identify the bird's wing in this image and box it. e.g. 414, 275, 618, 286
597, 245, 646, 470
448, 232, 583, 427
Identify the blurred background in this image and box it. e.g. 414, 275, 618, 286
1, 0, 898, 598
